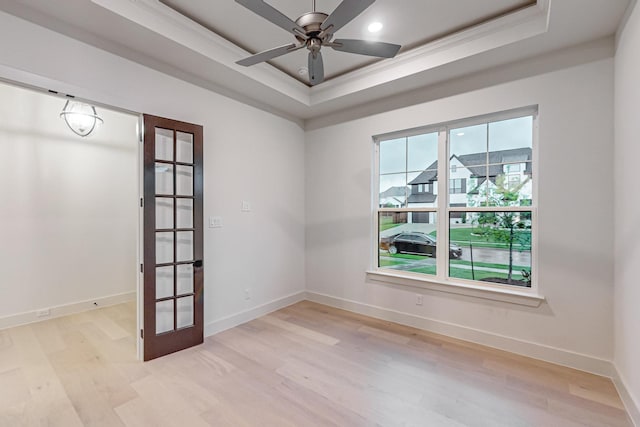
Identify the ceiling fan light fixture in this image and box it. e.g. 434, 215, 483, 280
60, 100, 103, 137
234, 0, 401, 85
367, 21, 383, 33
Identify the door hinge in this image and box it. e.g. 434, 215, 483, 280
140, 198, 144, 207
140, 329, 144, 339
140, 264, 144, 273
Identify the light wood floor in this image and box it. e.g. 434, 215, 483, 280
0, 301, 631, 427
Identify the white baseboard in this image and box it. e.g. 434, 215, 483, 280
0, 291, 136, 330
612, 366, 640, 426
204, 291, 306, 337
306, 291, 613, 377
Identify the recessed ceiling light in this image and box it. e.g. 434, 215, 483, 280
298, 67, 308, 76
368, 22, 383, 33
456, 132, 465, 136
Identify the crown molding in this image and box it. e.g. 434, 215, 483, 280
91, 0, 311, 104
311, 1, 551, 105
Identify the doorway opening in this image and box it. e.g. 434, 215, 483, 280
0, 79, 141, 358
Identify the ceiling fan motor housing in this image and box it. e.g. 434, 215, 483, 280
295, 12, 331, 44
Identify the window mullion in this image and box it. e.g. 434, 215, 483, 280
436, 128, 448, 280
373, 141, 381, 270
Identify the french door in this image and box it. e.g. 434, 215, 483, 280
142, 114, 204, 361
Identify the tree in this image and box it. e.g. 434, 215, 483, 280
473, 175, 532, 285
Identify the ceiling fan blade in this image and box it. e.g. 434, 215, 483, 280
236, 43, 301, 66
235, 0, 305, 36
308, 51, 325, 86
331, 39, 401, 58
320, 0, 375, 33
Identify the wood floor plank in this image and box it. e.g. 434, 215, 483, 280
46, 330, 129, 426
8, 325, 84, 427
114, 396, 172, 427
0, 300, 633, 426
260, 314, 340, 346
128, 375, 210, 427
0, 368, 30, 411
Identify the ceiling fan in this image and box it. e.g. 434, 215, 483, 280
235, 0, 402, 85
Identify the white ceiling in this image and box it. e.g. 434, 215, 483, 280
159, 0, 534, 83
0, 0, 631, 124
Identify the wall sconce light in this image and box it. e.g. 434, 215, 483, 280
60, 100, 103, 137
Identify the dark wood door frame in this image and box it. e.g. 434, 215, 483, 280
143, 114, 204, 361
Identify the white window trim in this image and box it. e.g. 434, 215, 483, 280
365, 270, 544, 307
371, 106, 543, 306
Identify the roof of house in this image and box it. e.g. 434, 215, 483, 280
380, 186, 409, 198
407, 193, 437, 203
408, 148, 532, 185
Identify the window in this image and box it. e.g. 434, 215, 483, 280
375, 109, 535, 289
449, 178, 466, 194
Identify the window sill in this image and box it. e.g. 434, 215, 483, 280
365, 270, 545, 307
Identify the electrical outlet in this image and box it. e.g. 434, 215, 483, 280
244, 288, 251, 300
416, 294, 423, 306
36, 308, 50, 317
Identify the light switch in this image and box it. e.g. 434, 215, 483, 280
209, 216, 223, 228
241, 201, 251, 212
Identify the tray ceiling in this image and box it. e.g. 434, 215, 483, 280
0, 0, 631, 123
160, 0, 535, 84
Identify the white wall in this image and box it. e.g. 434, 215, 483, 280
0, 11, 306, 331
614, 0, 640, 419
0, 82, 138, 320
306, 58, 615, 368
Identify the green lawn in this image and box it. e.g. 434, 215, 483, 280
409, 265, 437, 275
380, 223, 402, 231
380, 253, 530, 271
379, 258, 403, 267
379, 252, 530, 285
450, 259, 529, 271
378, 263, 527, 285
380, 253, 529, 269
379, 216, 403, 231
446, 227, 531, 250
449, 267, 527, 284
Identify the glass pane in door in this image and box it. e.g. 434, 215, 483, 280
155, 198, 174, 229
156, 232, 173, 264
176, 199, 193, 229
156, 300, 174, 334
176, 264, 194, 294
176, 296, 194, 329
155, 266, 174, 299
176, 165, 193, 196
176, 231, 193, 262
155, 128, 173, 161
155, 163, 174, 195
176, 132, 193, 164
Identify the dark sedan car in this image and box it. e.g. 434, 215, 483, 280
380, 232, 462, 259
